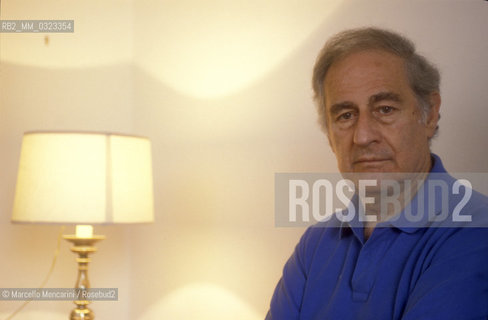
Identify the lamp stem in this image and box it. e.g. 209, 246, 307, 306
64, 233, 105, 320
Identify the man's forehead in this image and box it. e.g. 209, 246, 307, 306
323, 50, 409, 106
326, 49, 406, 79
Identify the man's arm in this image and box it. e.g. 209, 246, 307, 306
266, 227, 320, 320
401, 227, 488, 320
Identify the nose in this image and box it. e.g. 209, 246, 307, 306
353, 113, 381, 146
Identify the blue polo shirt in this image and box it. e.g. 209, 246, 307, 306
267, 155, 488, 319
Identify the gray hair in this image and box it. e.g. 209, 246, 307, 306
312, 27, 440, 135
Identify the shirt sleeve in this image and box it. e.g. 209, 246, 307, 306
401, 227, 488, 320
266, 227, 319, 320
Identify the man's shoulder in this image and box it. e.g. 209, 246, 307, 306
291, 215, 347, 273
465, 187, 488, 210
426, 165, 488, 228
304, 213, 344, 236
445, 181, 488, 227
297, 214, 345, 251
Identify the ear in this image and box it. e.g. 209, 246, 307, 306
327, 132, 340, 156
321, 116, 336, 153
327, 133, 336, 154
425, 92, 441, 138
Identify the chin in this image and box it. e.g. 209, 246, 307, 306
342, 164, 408, 184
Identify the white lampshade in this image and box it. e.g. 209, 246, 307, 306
12, 131, 154, 224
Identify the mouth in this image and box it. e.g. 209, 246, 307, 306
353, 158, 390, 165
352, 158, 392, 171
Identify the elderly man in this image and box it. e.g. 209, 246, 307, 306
266, 27, 488, 319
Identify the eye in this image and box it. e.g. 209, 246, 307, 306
337, 111, 354, 121
378, 106, 395, 114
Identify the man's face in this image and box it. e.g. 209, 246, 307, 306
324, 49, 440, 176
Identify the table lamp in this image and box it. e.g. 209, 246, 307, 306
11, 131, 154, 320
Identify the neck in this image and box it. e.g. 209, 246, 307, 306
361, 169, 431, 240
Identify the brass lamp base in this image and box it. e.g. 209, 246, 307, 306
63, 234, 105, 320
70, 306, 95, 320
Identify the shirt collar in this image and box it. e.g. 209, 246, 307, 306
429, 153, 446, 173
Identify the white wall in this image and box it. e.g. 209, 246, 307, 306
1, 0, 487, 319
0, 0, 134, 319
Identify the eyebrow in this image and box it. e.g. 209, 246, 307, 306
329, 101, 357, 116
368, 91, 402, 106
328, 91, 402, 116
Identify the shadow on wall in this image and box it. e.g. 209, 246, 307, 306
134, 0, 344, 99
